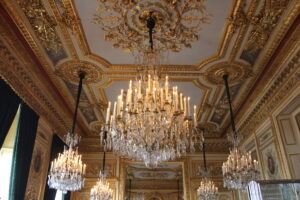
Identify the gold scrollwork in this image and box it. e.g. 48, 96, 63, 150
17, 0, 62, 52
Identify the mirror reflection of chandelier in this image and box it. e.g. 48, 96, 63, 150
221, 75, 260, 190
197, 130, 218, 200
48, 73, 86, 194
90, 132, 113, 200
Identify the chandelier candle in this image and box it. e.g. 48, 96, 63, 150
101, 75, 199, 168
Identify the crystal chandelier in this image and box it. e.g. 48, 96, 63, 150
93, 0, 210, 52
100, 17, 198, 168
90, 132, 113, 200
221, 74, 260, 190
48, 72, 86, 193
197, 130, 218, 200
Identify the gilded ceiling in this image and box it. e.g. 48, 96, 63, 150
0, 0, 299, 152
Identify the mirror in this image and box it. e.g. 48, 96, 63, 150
124, 162, 184, 200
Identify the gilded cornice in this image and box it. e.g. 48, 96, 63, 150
0, 7, 92, 136
0, 0, 94, 135
59, 0, 111, 67
0, 40, 68, 135
228, 0, 259, 61
238, 49, 300, 140
221, 3, 300, 137
48, 0, 79, 59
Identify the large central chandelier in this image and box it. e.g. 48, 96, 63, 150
100, 16, 198, 168
221, 75, 259, 190
197, 130, 218, 200
93, 0, 210, 52
48, 72, 86, 193
90, 132, 113, 200
101, 72, 198, 168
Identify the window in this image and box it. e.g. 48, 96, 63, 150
55, 191, 64, 200
0, 107, 20, 200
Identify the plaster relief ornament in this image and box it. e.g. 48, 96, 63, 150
93, 0, 210, 52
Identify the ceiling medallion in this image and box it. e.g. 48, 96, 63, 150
204, 62, 252, 85
93, 0, 210, 52
55, 61, 103, 84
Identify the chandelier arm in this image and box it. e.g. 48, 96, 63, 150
223, 74, 237, 140
71, 72, 85, 135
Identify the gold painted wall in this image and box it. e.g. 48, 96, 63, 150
24, 117, 53, 200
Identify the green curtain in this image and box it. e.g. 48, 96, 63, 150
9, 102, 39, 200
0, 77, 21, 149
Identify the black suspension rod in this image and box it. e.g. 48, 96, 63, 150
177, 179, 180, 200
147, 13, 155, 51
71, 72, 85, 134
102, 131, 107, 176
129, 179, 131, 200
203, 142, 207, 171
223, 74, 237, 138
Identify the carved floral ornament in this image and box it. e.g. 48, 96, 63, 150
93, 0, 211, 52
17, 0, 62, 52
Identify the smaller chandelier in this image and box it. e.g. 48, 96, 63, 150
197, 132, 218, 200
48, 72, 86, 193
221, 74, 259, 190
48, 145, 86, 193
198, 178, 218, 200
90, 132, 113, 200
90, 173, 113, 200
222, 147, 259, 190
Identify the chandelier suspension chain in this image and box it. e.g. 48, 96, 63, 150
223, 74, 237, 140
102, 131, 107, 176
147, 13, 155, 51
202, 138, 207, 172
129, 179, 131, 200
71, 72, 85, 135
177, 178, 180, 200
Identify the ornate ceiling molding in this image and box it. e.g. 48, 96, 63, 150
204, 62, 252, 85
0, 39, 69, 136
55, 60, 103, 84
238, 48, 300, 140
